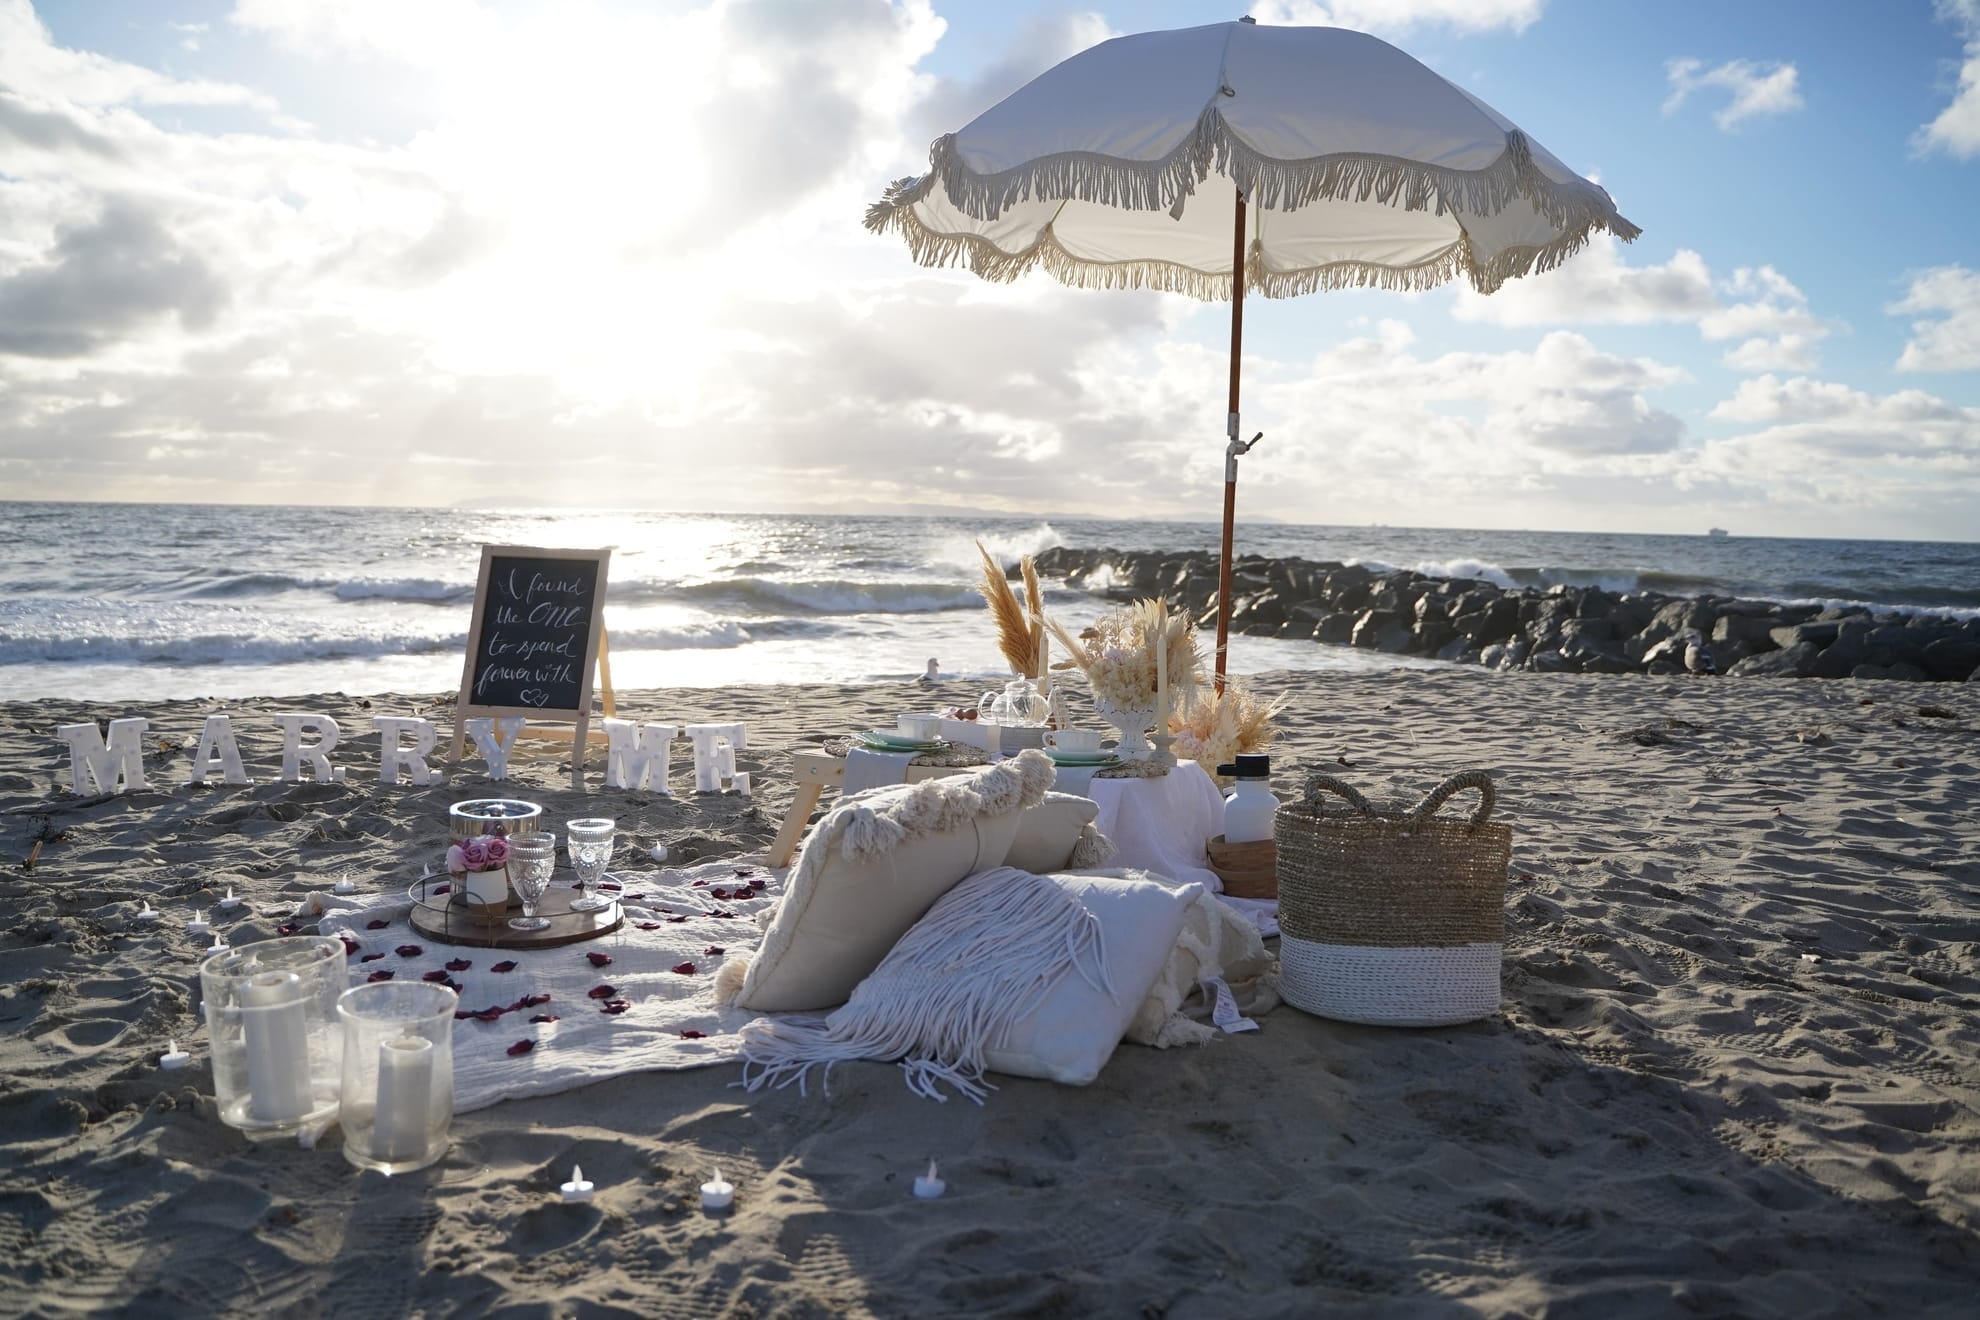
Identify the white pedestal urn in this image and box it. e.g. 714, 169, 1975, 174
1093, 696, 1158, 761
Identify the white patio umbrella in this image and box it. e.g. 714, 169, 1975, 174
867, 18, 1640, 684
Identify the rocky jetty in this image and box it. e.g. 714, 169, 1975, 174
1034, 547, 1980, 683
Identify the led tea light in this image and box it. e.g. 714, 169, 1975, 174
699, 1170, 734, 1211
218, 887, 243, 911
913, 1159, 946, 1199
158, 1039, 190, 1070
560, 1165, 595, 1203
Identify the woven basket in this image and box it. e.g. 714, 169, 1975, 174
1274, 771, 1510, 1027
1206, 835, 1277, 899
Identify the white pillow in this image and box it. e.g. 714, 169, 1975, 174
735, 866, 1202, 1102
726, 750, 1055, 1012
1003, 792, 1115, 874
983, 872, 1201, 1084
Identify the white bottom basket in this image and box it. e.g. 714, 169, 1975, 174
1279, 936, 1501, 1027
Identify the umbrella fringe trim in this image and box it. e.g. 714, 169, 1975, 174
873, 112, 1638, 248
862, 201, 1609, 300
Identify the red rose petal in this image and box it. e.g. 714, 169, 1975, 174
276, 923, 301, 937
367, 970, 395, 982
454, 1010, 473, 1020
691, 880, 708, 888
395, 944, 423, 957
587, 984, 617, 1000
421, 970, 452, 983
623, 893, 644, 901
702, 946, 725, 956
635, 922, 662, 931
520, 993, 551, 1008
473, 1007, 506, 1022
361, 953, 386, 963
680, 1029, 706, 1039
710, 888, 731, 900
665, 915, 688, 924
339, 936, 361, 956
670, 962, 696, 976
366, 919, 390, 930
490, 960, 518, 973
733, 868, 752, 878
445, 958, 472, 972
599, 999, 631, 1015
433, 884, 451, 895
530, 1014, 560, 1024
506, 1040, 534, 1056
586, 952, 613, 967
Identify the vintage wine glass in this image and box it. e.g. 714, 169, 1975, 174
564, 818, 616, 912
505, 833, 557, 932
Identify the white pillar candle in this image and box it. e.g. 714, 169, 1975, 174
1154, 615, 1168, 728
242, 970, 313, 1125
1036, 624, 1051, 698
370, 1035, 435, 1164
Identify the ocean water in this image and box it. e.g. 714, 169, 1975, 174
2, 501, 1975, 702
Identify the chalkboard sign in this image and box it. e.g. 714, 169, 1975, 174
452, 545, 612, 785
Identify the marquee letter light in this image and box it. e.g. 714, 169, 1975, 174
463, 716, 526, 780
188, 715, 251, 785
373, 716, 440, 786
56, 718, 149, 795
274, 713, 344, 783
685, 723, 746, 793
603, 718, 681, 793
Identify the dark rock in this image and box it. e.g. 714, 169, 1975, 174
1315, 613, 1355, 645
1728, 642, 1821, 678
1436, 637, 1483, 665
1414, 621, 1456, 655
1528, 649, 1573, 673
1770, 621, 1841, 650
1921, 637, 1980, 681
1351, 609, 1414, 652
1713, 613, 1780, 648
1560, 617, 1617, 646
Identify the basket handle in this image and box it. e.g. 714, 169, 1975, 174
1401, 770, 1497, 831
1300, 773, 1379, 816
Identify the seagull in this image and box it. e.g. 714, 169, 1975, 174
915, 658, 941, 686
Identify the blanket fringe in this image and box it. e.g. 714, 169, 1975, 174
737, 866, 1109, 1105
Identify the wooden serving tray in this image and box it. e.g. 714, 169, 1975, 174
407, 875, 622, 949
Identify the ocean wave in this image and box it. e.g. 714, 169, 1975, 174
927, 523, 1068, 574
333, 576, 475, 604
0, 630, 463, 667
1405, 558, 1516, 589
671, 577, 983, 615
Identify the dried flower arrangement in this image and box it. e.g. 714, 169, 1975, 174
1045, 597, 1201, 711
975, 541, 1046, 682
1166, 678, 1288, 782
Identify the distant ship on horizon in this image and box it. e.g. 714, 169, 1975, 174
1707, 527, 1729, 539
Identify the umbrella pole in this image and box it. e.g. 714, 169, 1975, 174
1215, 194, 1248, 694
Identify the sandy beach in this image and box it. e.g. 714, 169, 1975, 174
3, 668, 1978, 1317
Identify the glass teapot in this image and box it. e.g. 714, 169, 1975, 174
978, 676, 1048, 726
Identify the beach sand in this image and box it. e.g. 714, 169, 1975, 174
3, 669, 1978, 1317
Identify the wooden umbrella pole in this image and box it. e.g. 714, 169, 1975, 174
1215, 192, 1249, 693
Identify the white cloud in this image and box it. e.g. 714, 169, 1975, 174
1891, 264, 1980, 372
1917, 0, 1980, 158
1663, 57, 1803, 130
0, 0, 277, 114
1452, 239, 1830, 367
1249, 0, 1544, 35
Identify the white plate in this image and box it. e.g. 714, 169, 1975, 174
858, 730, 945, 751
1045, 752, 1120, 767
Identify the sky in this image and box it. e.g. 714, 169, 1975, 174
0, 0, 1976, 540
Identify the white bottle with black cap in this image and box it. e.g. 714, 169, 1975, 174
1218, 753, 1279, 844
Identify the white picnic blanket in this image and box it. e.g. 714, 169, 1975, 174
308, 861, 781, 1113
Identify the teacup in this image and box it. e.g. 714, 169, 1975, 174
897, 714, 944, 741
1044, 728, 1105, 755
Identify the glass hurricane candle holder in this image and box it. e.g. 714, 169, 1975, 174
199, 936, 348, 1141
336, 980, 459, 1174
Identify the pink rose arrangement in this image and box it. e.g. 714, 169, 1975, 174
447, 834, 512, 876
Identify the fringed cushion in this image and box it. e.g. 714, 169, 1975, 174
737, 867, 1201, 1103
730, 750, 1056, 1012
1004, 792, 1115, 874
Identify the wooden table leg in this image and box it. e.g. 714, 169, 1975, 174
768, 779, 825, 869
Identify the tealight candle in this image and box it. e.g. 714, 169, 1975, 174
134, 902, 161, 924
332, 875, 357, 895
219, 887, 243, 911
699, 1169, 734, 1211
187, 908, 211, 935
205, 934, 227, 957
560, 1164, 595, 1203
913, 1158, 946, 1200
159, 1039, 190, 1070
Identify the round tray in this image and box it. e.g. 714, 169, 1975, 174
407, 874, 623, 949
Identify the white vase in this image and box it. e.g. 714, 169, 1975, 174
1093, 696, 1158, 761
